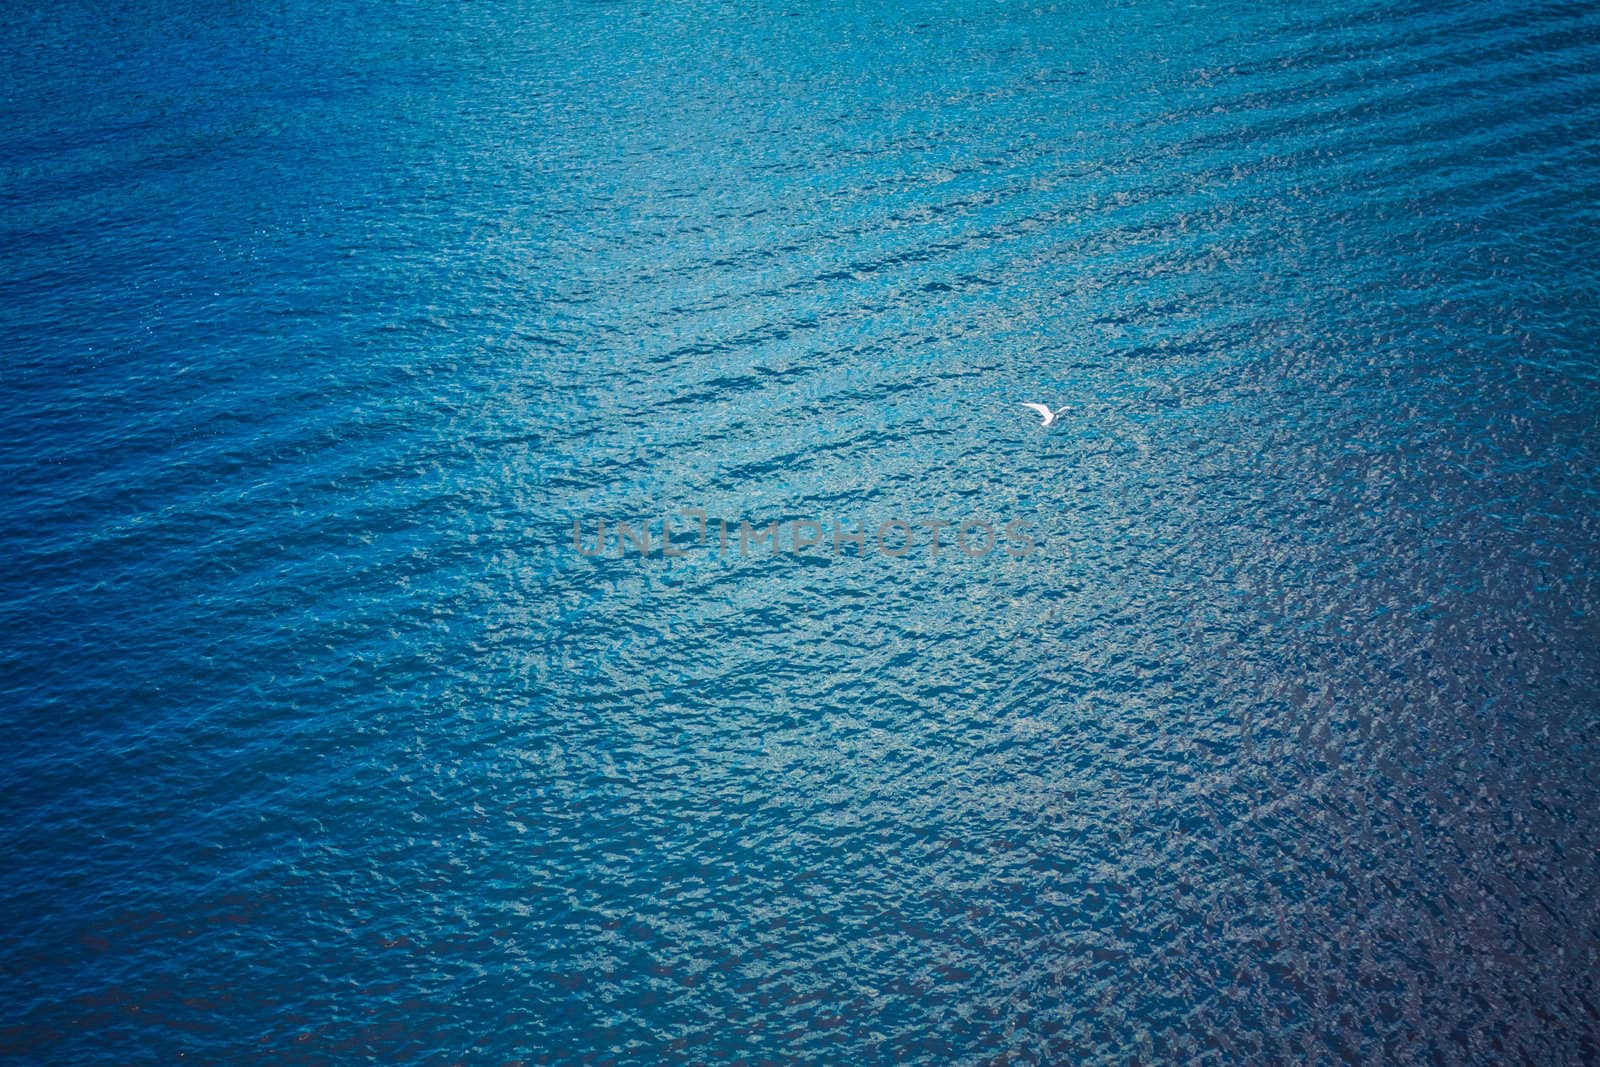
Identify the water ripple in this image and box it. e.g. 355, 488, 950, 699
2, 0, 1599, 1062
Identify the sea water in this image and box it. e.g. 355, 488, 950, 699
2, 0, 1598, 1061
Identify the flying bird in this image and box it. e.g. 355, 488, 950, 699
1021, 402, 1071, 427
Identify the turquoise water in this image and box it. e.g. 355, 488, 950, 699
3, 0, 1599, 1061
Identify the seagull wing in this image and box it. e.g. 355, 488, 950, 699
1053, 406, 1073, 419
1021, 402, 1053, 423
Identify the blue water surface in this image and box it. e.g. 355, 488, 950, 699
2, 0, 1599, 1061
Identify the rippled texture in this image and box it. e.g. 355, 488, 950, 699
3, 0, 1599, 1061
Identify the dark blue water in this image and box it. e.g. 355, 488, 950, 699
4, 0, 1599, 1061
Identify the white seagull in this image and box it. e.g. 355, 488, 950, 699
1021, 402, 1071, 427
